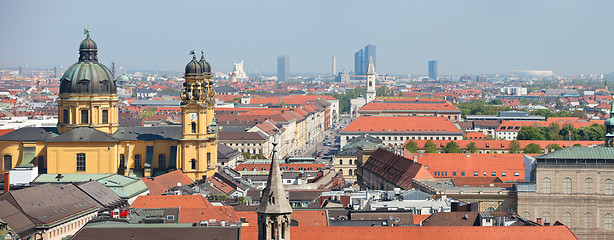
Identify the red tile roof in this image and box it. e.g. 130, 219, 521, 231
407, 139, 602, 151
235, 163, 325, 172
141, 170, 193, 195
239, 225, 577, 240
362, 148, 433, 189
415, 153, 525, 181
359, 101, 460, 112
130, 195, 212, 208
179, 206, 239, 223
342, 116, 462, 134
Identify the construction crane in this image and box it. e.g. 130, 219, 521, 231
0, 63, 7, 80
37, 72, 42, 101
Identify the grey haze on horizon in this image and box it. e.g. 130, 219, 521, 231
1, 0, 613, 75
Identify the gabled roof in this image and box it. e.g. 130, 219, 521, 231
112, 126, 181, 141
342, 116, 462, 134
141, 170, 193, 196
0, 127, 58, 141
75, 181, 123, 208
0, 184, 100, 226
218, 144, 241, 160
46, 127, 117, 142
0, 200, 36, 237
130, 195, 213, 209
362, 148, 433, 189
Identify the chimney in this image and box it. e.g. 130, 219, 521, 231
536, 218, 542, 225
3, 172, 9, 194
412, 155, 417, 162
419, 152, 423, 157
466, 151, 470, 158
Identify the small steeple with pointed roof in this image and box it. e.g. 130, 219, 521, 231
257, 143, 292, 214
366, 57, 375, 75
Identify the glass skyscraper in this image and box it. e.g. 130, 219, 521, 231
354, 44, 376, 75
277, 55, 289, 82
428, 60, 437, 80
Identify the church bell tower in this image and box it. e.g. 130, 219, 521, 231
257, 143, 292, 240
179, 52, 218, 180
365, 57, 376, 103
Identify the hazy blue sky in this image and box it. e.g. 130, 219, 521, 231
1, 0, 613, 75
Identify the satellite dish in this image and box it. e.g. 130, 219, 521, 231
177, 182, 182, 187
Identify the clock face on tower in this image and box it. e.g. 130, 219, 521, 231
189, 113, 198, 121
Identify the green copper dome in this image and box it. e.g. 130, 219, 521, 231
60, 32, 116, 94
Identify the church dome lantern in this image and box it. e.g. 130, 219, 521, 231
59, 31, 116, 94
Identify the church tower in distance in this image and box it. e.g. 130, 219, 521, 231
257, 143, 292, 240
179, 52, 218, 180
365, 57, 376, 103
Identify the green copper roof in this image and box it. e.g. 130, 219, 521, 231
32, 174, 148, 199
536, 146, 614, 160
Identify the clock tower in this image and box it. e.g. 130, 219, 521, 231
179, 52, 218, 180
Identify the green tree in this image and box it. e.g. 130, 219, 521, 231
424, 140, 438, 153
489, 99, 503, 105
509, 140, 521, 154
465, 142, 479, 153
443, 141, 461, 153
404, 140, 419, 153
555, 97, 563, 109
517, 126, 545, 140
376, 85, 393, 96
523, 143, 543, 154
139, 108, 158, 119
546, 143, 562, 152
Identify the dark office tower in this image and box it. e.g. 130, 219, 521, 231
277, 55, 289, 82
428, 60, 438, 80
354, 49, 363, 75
363, 44, 376, 74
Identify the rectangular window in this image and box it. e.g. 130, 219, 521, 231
76, 153, 86, 171
484, 172, 487, 176
514, 172, 520, 176
491, 172, 496, 176
502, 172, 506, 177
134, 154, 142, 168
207, 152, 211, 167
461, 172, 465, 176
166, 215, 175, 221
191, 122, 196, 133
474, 172, 478, 176
452, 172, 456, 176
81, 109, 89, 124
63, 109, 69, 124
102, 110, 109, 124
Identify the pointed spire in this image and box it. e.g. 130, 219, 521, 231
257, 143, 293, 214
610, 96, 614, 114
366, 57, 375, 75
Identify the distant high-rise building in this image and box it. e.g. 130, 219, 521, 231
111, 60, 117, 77
19, 65, 33, 77
277, 55, 289, 82
332, 56, 336, 75
428, 60, 437, 80
354, 49, 363, 75
354, 44, 376, 76
363, 44, 376, 74
233, 61, 248, 79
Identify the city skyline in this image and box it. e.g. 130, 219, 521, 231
1, 0, 614, 75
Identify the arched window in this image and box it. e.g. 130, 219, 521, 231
349, 159, 353, 165
349, 169, 353, 176
81, 109, 89, 124
605, 213, 613, 229
605, 179, 613, 195
134, 154, 142, 168
542, 177, 551, 194
3, 155, 12, 171
563, 212, 572, 227
76, 153, 86, 172
102, 110, 109, 124
563, 178, 572, 194
158, 154, 166, 169
486, 207, 495, 212
543, 212, 551, 225
339, 160, 343, 165
191, 159, 197, 169
207, 153, 211, 168
585, 212, 593, 229
585, 178, 594, 194
63, 109, 70, 124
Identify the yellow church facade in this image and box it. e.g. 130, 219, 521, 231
0, 32, 218, 180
